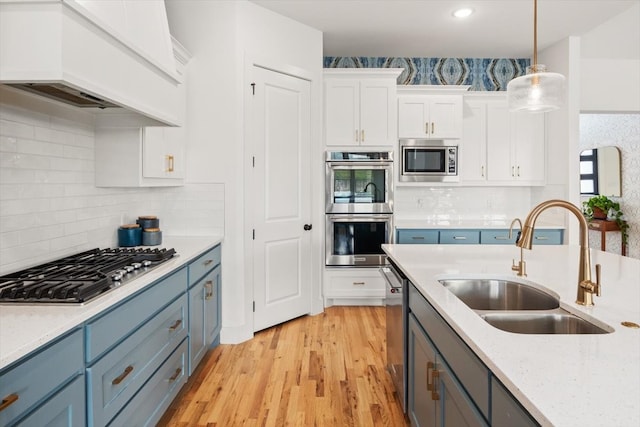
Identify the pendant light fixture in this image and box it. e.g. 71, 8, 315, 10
507, 0, 566, 113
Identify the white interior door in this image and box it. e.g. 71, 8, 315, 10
250, 66, 312, 332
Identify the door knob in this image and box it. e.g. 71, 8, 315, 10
304, 224, 312, 231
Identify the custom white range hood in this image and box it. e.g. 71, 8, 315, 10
0, 0, 182, 126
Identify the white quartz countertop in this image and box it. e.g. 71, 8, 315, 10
394, 218, 565, 229
0, 235, 223, 370
382, 244, 640, 427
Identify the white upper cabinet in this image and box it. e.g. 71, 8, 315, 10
324, 69, 402, 147
461, 94, 546, 186
459, 100, 488, 183
398, 95, 463, 139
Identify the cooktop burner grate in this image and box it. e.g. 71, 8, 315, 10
0, 248, 176, 304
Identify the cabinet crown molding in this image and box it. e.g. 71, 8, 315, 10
397, 85, 471, 95
324, 68, 403, 78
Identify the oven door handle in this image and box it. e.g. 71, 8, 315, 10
327, 214, 392, 223
380, 266, 403, 292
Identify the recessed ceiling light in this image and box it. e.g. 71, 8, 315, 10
453, 8, 474, 18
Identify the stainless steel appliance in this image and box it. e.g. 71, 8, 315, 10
381, 261, 408, 412
325, 214, 392, 267
399, 139, 458, 182
325, 151, 393, 214
0, 248, 177, 304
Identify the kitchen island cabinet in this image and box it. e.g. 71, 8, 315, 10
397, 227, 563, 245
382, 243, 640, 426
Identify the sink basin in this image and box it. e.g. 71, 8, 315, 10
439, 279, 560, 310
480, 312, 612, 335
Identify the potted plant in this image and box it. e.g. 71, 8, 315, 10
582, 195, 629, 245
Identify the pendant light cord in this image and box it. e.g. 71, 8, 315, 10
533, 0, 538, 67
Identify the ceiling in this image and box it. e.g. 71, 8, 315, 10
249, 0, 638, 58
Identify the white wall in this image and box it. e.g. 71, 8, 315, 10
0, 86, 224, 274
580, 3, 640, 112
165, 0, 323, 344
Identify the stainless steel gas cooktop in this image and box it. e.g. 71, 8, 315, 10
0, 247, 177, 305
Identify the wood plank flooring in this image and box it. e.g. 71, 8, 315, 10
159, 306, 408, 426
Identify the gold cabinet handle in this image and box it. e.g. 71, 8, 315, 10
431, 369, 440, 401
517, 165, 520, 177
512, 166, 515, 177
355, 129, 359, 142
169, 319, 182, 331
453, 236, 467, 240
431, 122, 434, 134
166, 155, 175, 173
0, 394, 19, 412
481, 165, 485, 177
494, 236, 510, 240
204, 280, 214, 300
168, 368, 182, 382
361, 129, 365, 142
425, 122, 429, 134
112, 365, 134, 385
203, 259, 214, 266
426, 361, 435, 391
411, 236, 425, 240
352, 281, 365, 286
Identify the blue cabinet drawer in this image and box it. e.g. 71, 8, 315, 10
481, 229, 563, 245
14, 375, 85, 427
439, 230, 480, 244
109, 339, 188, 427
531, 229, 563, 245
480, 230, 517, 244
86, 293, 188, 427
85, 266, 187, 362
409, 284, 489, 419
0, 328, 83, 427
397, 229, 439, 244
188, 244, 221, 287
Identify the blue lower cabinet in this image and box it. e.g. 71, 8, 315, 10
397, 228, 564, 246
481, 229, 563, 245
108, 339, 188, 427
0, 329, 83, 427
14, 376, 85, 427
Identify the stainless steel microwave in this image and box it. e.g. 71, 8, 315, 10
399, 139, 459, 182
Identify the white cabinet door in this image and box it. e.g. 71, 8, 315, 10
511, 113, 545, 183
430, 97, 463, 139
486, 102, 512, 182
459, 101, 487, 183
398, 97, 429, 138
398, 96, 463, 139
325, 79, 360, 146
142, 127, 185, 179
360, 79, 397, 146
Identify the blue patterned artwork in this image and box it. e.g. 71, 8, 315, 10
323, 57, 530, 91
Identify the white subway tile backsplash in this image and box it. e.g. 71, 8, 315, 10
0, 101, 225, 274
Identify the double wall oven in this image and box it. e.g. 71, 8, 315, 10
325, 151, 393, 267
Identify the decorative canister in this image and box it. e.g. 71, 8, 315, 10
142, 228, 162, 246
118, 224, 142, 247
137, 215, 160, 230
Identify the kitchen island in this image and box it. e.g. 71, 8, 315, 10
383, 243, 640, 426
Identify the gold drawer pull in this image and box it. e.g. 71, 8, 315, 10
168, 368, 182, 382
411, 236, 425, 240
169, 319, 182, 331
0, 394, 19, 412
494, 236, 509, 240
453, 236, 467, 240
205, 280, 214, 300
431, 370, 440, 401
535, 236, 549, 240
431, 122, 434, 134
166, 155, 175, 172
361, 129, 365, 142
203, 259, 214, 266
352, 281, 365, 286
426, 361, 434, 391
112, 365, 134, 385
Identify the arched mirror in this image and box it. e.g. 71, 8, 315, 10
580, 146, 621, 196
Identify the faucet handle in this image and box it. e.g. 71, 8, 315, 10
595, 264, 601, 296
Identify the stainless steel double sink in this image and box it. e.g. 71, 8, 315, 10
439, 278, 611, 334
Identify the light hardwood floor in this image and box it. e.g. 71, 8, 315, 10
159, 306, 408, 426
